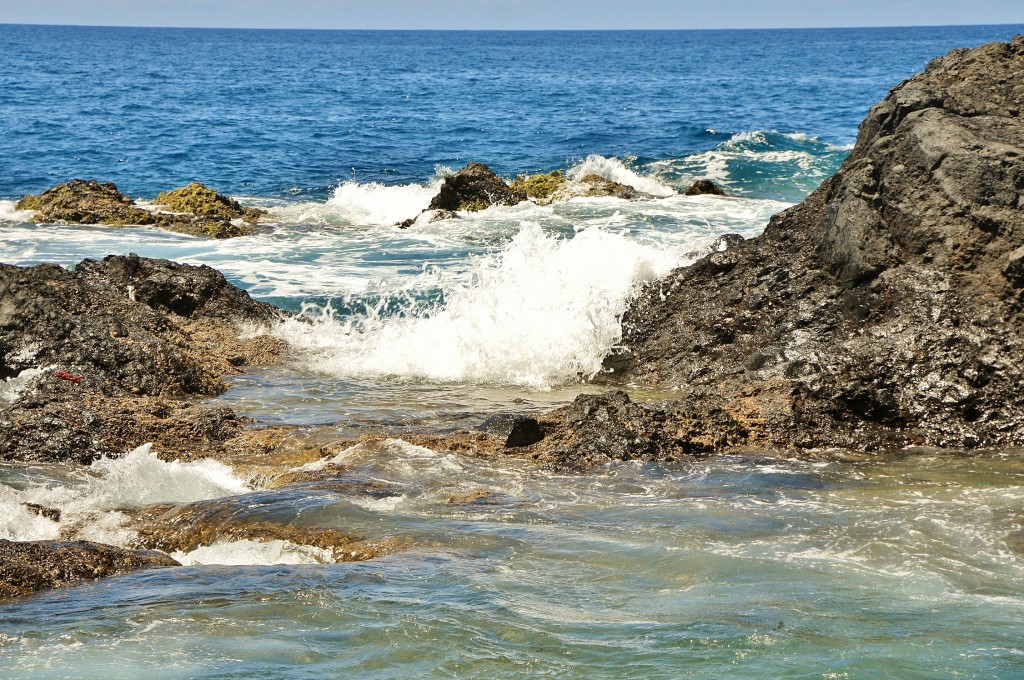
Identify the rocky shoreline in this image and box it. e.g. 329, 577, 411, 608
2, 36, 1023, 598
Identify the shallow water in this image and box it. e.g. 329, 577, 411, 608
3, 23, 1024, 678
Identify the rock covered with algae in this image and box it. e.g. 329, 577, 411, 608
16, 179, 265, 238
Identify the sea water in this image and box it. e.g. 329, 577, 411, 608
1, 24, 1023, 678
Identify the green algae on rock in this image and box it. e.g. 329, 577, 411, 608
154, 182, 266, 224
16, 179, 265, 238
510, 170, 567, 201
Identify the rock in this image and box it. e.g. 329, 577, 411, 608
17, 179, 265, 238
427, 162, 527, 212
129, 499, 403, 562
510, 170, 567, 202
603, 36, 1024, 454
22, 179, 156, 227
0, 254, 287, 463
685, 179, 727, 196
396, 209, 459, 229
478, 414, 545, 448
0, 539, 178, 600
154, 182, 265, 225
578, 173, 639, 199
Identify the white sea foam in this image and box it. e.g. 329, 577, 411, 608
172, 539, 333, 566
567, 154, 675, 197
0, 199, 34, 223
276, 222, 678, 389
1, 445, 250, 543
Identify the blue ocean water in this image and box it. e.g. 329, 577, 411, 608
2, 24, 1024, 679
1, 24, 1021, 200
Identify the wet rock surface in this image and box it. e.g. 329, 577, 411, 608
427, 162, 527, 212
0, 539, 179, 600
0, 254, 286, 463
598, 37, 1024, 454
685, 178, 727, 196
17, 179, 264, 238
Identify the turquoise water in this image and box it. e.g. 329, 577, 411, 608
2, 24, 1024, 678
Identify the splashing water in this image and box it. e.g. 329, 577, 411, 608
276, 222, 678, 389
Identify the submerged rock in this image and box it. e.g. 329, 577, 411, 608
685, 179, 727, 196
17, 179, 264, 238
601, 36, 1024, 454
130, 499, 403, 562
0, 539, 179, 600
427, 162, 527, 212
0, 254, 287, 463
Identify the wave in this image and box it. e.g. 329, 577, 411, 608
275, 222, 679, 389
649, 130, 850, 202
268, 178, 442, 227
566, 155, 676, 197
0, 444, 250, 545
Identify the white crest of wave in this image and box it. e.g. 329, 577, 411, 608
172, 539, 332, 566
278, 222, 678, 389
267, 170, 448, 227
0, 199, 35, 224
567, 155, 675, 197
1, 444, 250, 543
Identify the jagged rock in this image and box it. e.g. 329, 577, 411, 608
685, 179, 727, 196
0, 539, 179, 600
0, 254, 287, 462
396, 209, 459, 229
427, 162, 527, 212
603, 36, 1024, 454
17, 179, 264, 238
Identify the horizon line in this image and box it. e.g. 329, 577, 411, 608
2, 21, 1023, 33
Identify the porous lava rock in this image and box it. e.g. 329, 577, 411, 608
601, 36, 1024, 453
0, 254, 287, 462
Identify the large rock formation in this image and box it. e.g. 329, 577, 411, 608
0, 254, 287, 462
600, 36, 1024, 453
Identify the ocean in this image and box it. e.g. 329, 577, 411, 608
2, 23, 1024, 678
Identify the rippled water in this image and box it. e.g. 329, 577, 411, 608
2, 23, 1024, 678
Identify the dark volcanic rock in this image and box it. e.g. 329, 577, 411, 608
427, 163, 527, 212
604, 36, 1024, 453
479, 414, 545, 448
685, 179, 727, 196
0, 539, 179, 600
0, 254, 286, 462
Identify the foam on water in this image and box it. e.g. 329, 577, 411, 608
172, 539, 333, 566
567, 154, 676, 197
268, 176, 442, 227
0, 445, 250, 544
277, 222, 679, 389
0, 199, 34, 223
649, 130, 849, 201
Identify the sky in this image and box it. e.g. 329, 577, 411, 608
0, 0, 1022, 31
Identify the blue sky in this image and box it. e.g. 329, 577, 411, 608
1, 0, 1022, 30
